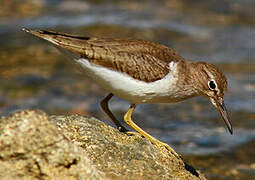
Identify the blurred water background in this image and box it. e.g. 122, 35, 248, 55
0, 0, 255, 179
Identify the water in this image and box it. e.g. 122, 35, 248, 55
0, 0, 255, 179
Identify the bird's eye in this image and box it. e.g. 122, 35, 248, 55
208, 80, 217, 90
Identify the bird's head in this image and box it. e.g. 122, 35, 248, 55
191, 62, 233, 134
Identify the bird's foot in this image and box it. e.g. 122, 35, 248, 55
125, 131, 181, 159
152, 140, 181, 159
125, 131, 141, 136
117, 126, 129, 133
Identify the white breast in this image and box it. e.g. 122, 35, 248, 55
75, 58, 181, 104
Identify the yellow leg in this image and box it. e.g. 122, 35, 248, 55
124, 104, 180, 158
100, 93, 127, 132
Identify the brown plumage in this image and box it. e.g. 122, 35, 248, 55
24, 29, 185, 82
188, 62, 227, 96
23, 28, 232, 158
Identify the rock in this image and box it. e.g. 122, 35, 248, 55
0, 110, 206, 179
0, 110, 105, 180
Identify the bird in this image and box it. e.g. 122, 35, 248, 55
23, 28, 233, 158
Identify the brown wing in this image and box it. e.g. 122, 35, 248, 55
23, 29, 186, 82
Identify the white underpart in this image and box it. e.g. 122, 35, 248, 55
74, 58, 181, 104
43, 39, 186, 103
169, 61, 175, 70
45, 38, 184, 104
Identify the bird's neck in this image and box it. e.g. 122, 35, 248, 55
176, 61, 202, 98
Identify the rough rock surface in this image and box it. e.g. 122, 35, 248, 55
0, 109, 206, 180
0, 110, 104, 180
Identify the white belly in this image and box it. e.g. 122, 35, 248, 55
75, 58, 180, 104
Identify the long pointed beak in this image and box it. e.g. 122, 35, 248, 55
210, 97, 233, 134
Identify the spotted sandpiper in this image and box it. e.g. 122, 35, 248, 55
23, 28, 233, 157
